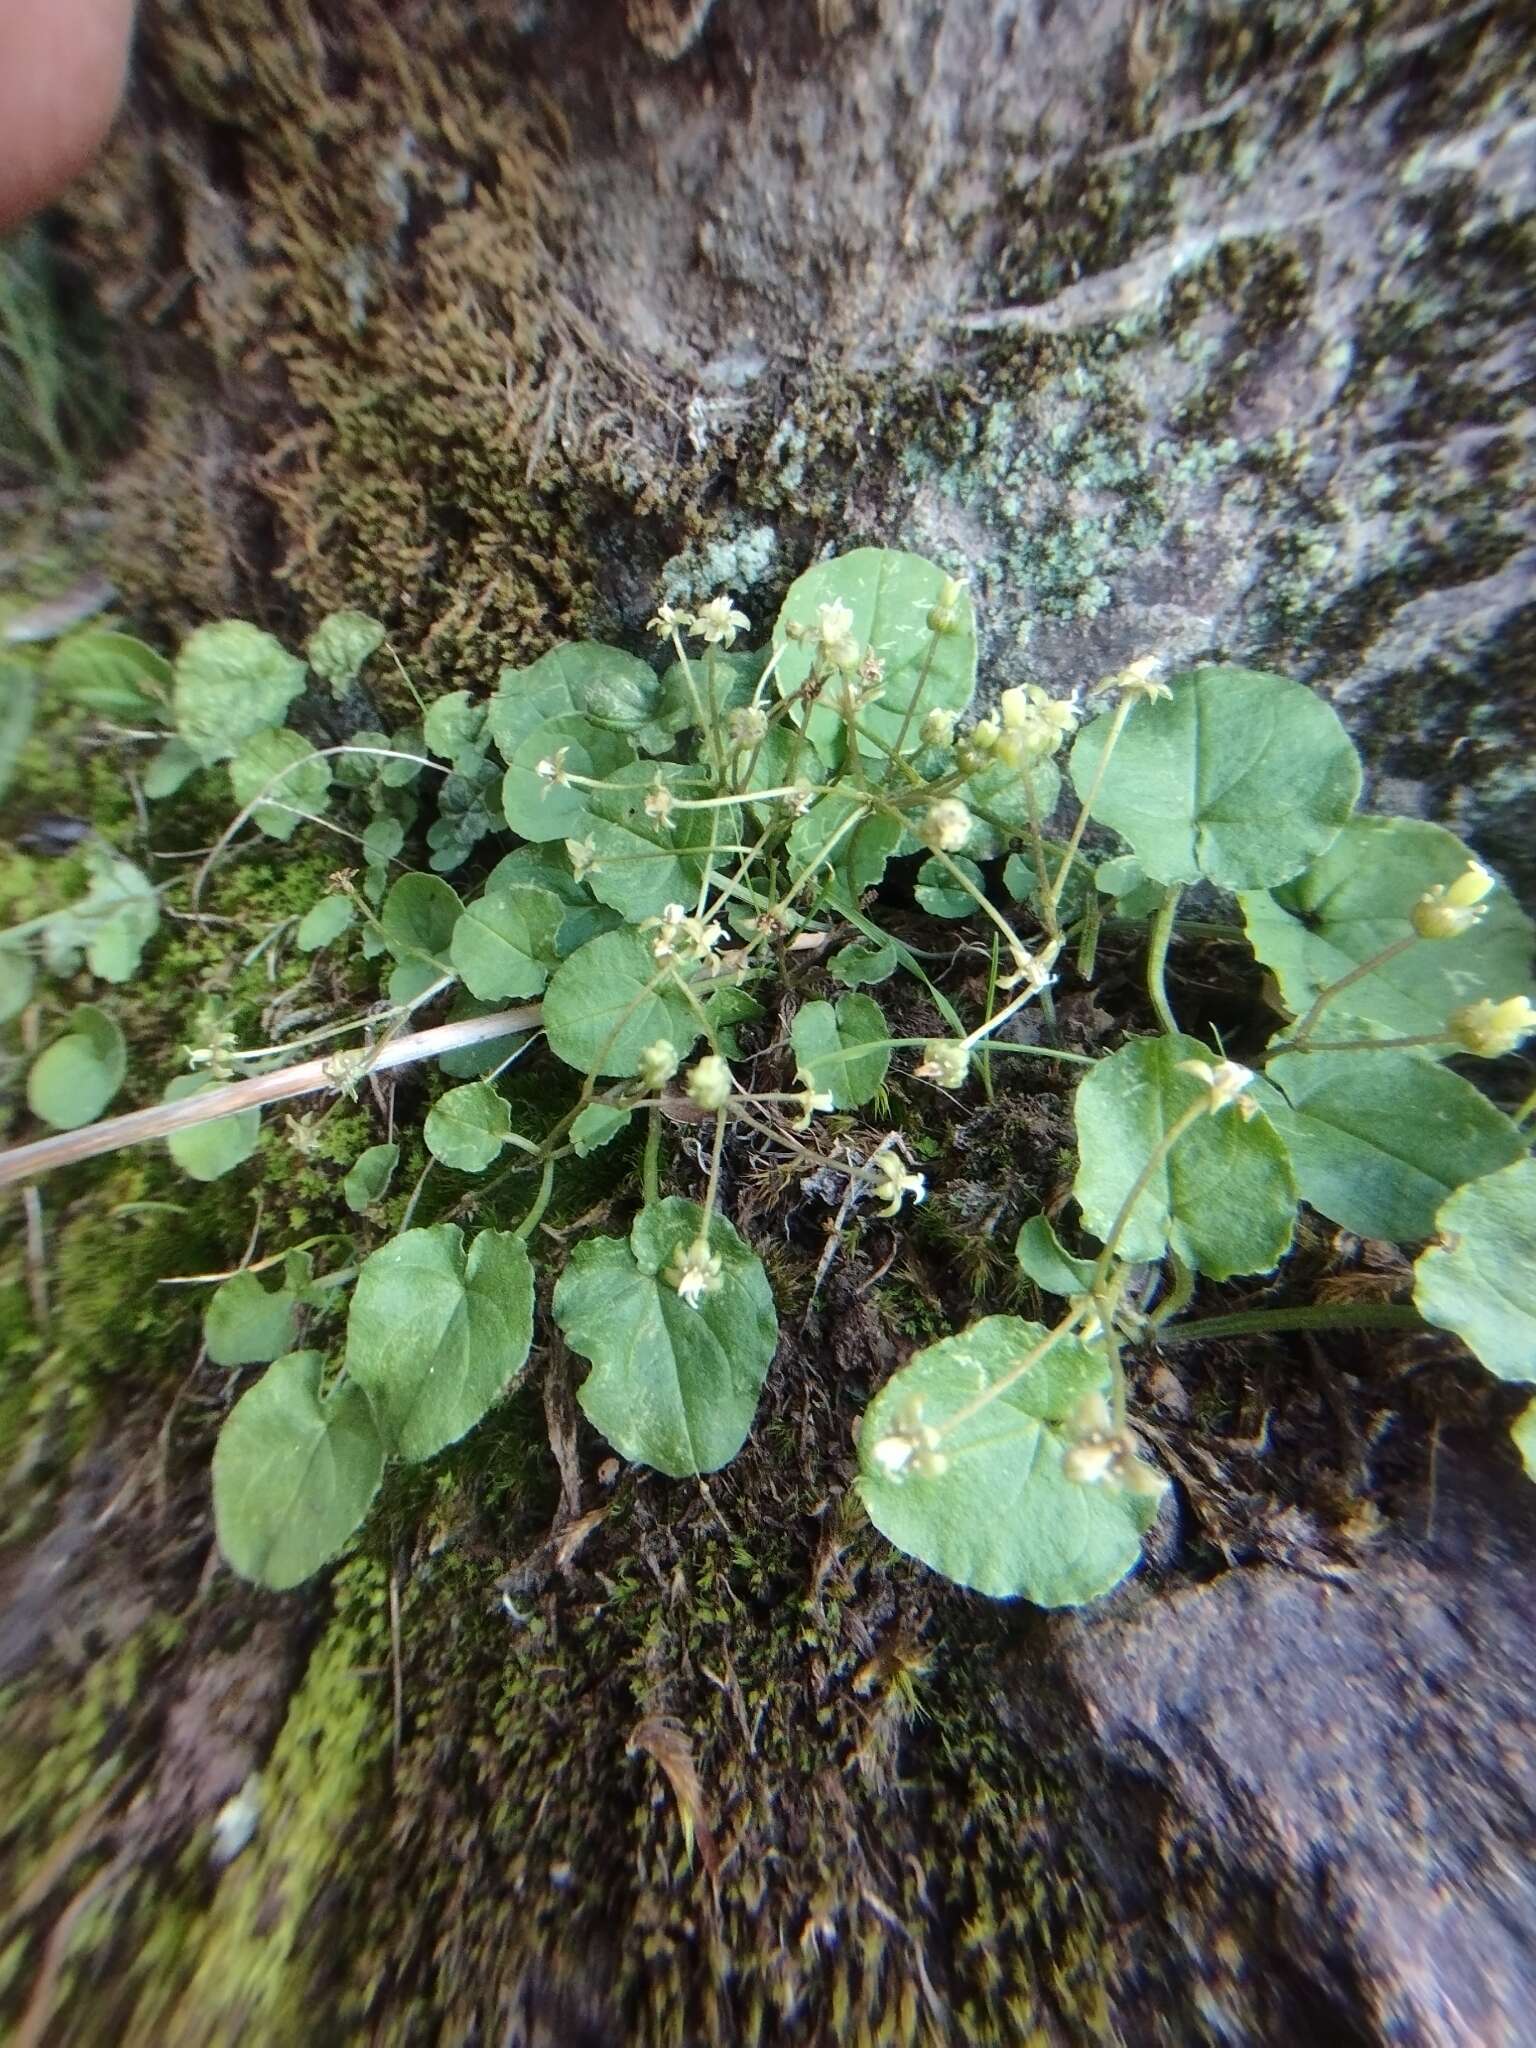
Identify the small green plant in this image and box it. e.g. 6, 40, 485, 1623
3, 549, 1534, 1603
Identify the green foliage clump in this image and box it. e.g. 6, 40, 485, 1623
4, 551, 1534, 1608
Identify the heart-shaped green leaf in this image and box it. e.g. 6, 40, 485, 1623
449, 883, 564, 1000
1241, 817, 1534, 1048
228, 728, 332, 840
1073, 1033, 1296, 1277
552, 1197, 777, 1477
1414, 1158, 1536, 1382
26, 1005, 126, 1129
204, 1255, 312, 1367
212, 1351, 385, 1590
306, 611, 385, 691
858, 1316, 1162, 1605
163, 1073, 262, 1181
342, 1141, 399, 1213
1070, 665, 1361, 889
501, 714, 635, 842
423, 1081, 513, 1172
542, 928, 701, 1078
585, 764, 739, 923
790, 993, 890, 1109
1257, 1050, 1525, 1242
773, 548, 976, 765
172, 620, 307, 765
295, 892, 354, 952
345, 1225, 535, 1461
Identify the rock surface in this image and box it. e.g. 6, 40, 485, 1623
76, 0, 1536, 880
1010, 1434, 1536, 2045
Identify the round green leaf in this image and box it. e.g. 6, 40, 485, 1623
212, 1351, 385, 1590
586, 763, 739, 924
142, 737, 202, 801
790, 993, 890, 1109
552, 1197, 777, 1477
1073, 1033, 1297, 1278
43, 848, 159, 983
858, 1316, 1161, 1605
26, 1005, 126, 1129
1070, 665, 1361, 889
1241, 817, 1534, 1048
1015, 1215, 1096, 1297
773, 547, 977, 765
570, 1103, 632, 1156
489, 642, 661, 759
172, 620, 307, 765
830, 938, 898, 988
380, 872, 462, 967
342, 1141, 399, 1213
1414, 1158, 1536, 1382
914, 854, 983, 921
306, 610, 385, 691
345, 1224, 535, 1461
422, 688, 487, 767
295, 892, 355, 952
449, 884, 563, 1001
47, 630, 170, 720
501, 714, 635, 843
163, 1073, 262, 1181
542, 928, 701, 1078
204, 1259, 309, 1367
1259, 1050, 1525, 1242
0, 945, 35, 1023
787, 795, 901, 900
228, 728, 332, 840
423, 1082, 513, 1172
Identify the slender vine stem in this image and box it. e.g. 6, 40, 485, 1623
1145, 884, 1183, 1037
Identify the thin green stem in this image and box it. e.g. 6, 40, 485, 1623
1266, 1032, 1450, 1058
699, 1108, 728, 1226
1145, 884, 1183, 1038
513, 1159, 556, 1242
1275, 933, 1421, 1051
643, 1107, 663, 1205
1049, 695, 1132, 914
1154, 1301, 1424, 1347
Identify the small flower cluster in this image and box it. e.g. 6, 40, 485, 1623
184, 1000, 240, 1080
1177, 1056, 1257, 1117
1413, 861, 1495, 941
869, 1145, 926, 1218
784, 597, 862, 672
665, 1234, 724, 1308
648, 595, 751, 649
644, 902, 725, 965
867, 1396, 949, 1481
1060, 1392, 1166, 1499
1093, 654, 1170, 703
1448, 994, 1536, 1058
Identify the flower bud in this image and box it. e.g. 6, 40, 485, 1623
727, 706, 769, 749
685, 1054, 733, 1111
921, 708, 958, 748
915, 1039, 971, 1088
920, 799, 973, 853
638, 1039, 679, 1090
